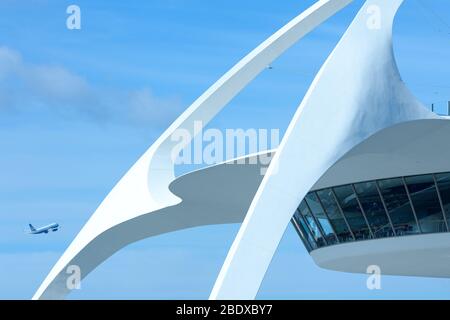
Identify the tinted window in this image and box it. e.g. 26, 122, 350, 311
405, 175, 446, 233
316, 189, 353, 243
377, 178, 419, 235
334, 185, 371, 240
292, 172, 450, 252
292, 210, 316, 251
298, 201, 326, 247
305, 193, 338, 245
354, 181, 393, 238
435, 173, 450, 226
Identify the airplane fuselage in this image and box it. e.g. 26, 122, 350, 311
30, 223, 59, 234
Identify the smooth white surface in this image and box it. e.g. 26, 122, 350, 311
311, 233, 450, 278
210, 0, 436, 300
312, 118, 450, 190
34, 0, 441, 300
34, 152, 270, 299
34, 0, 353, 300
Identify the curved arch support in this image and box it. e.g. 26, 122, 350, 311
33, 0, 354, 300
210, 0, 436, 300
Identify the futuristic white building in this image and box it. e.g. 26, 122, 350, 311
34, 0, 450, 300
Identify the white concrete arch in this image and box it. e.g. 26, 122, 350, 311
210, 0, 436, 300
33, 0, 354, 300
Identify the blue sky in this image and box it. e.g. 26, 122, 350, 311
0, 0, 450, 299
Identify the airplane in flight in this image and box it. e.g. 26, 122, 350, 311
28, 223, 59, 235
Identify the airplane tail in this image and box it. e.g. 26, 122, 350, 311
29, 224, 36, 232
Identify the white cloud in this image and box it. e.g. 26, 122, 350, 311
0, 46, 184, 127
0, 47, 21, 80
27, 65, 91, 101
127, 88, 182, 126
